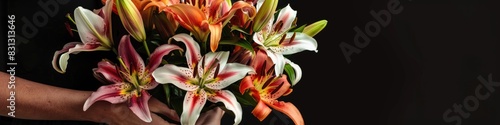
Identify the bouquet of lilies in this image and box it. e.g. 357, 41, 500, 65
51, 0, 327, 124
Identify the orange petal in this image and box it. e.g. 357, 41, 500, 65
266, 100, 304, 125
251, 100, 272, 121
209, 23, 222, 52
164, 4, 206, 32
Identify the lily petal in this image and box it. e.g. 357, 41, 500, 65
208, 23, 223, 52
213, 0, 256, 26
163, 4, 205, 33
265, 75, 290, 100
102, 0, 113, 41
147, 44, 183, 71
252, 27, 266, 47
284, 58, 302, 86
152, 64, 198, 91
273, 32, 318, 55
265, 100, 304, 125
206, 63, 255, 90
52, 42, 79, 73
238, 76, 262, 100
201, 51, 229, 73
170, 34, 202, 69
118, 35, 146, 76
239, 76, 254, 94
264, 50, 285, 76
208, 90, 242, 125
94, 60, 122, 83
129, 90, 153, 123
182, 90, 207, 125
83, 84, 128, 111
251, 49, 274, 76
74, 6, 110, 47
274, 4, 297, 34
52, 42, 109, 73
251, 100, 272, 121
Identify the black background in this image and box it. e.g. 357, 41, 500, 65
3, 0, 500, 125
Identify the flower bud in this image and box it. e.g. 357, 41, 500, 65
303, 20, 327, 37
116, 0, 146, 42
252, 0, 278, 32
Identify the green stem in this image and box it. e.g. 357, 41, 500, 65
143, 41, 151, 56
112, 48, 118, 55
202, 41, 207, 54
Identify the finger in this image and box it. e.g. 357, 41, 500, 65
148, 97, 180, 122
196, 107, 225, 125
147, 113, 177, 125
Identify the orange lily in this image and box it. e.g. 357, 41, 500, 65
239, 49, 304, 125
161, 0, 255, 52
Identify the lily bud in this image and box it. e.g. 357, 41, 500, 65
116, 0, 146, 42
252, 0, 278, 32
303, 20, 328, 37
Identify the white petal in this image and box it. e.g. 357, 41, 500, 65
170, 34, 202, 69
152, 64, 199, 91
264, 50, 285, 76
181, 90, 207, 125
273, 32, 318, 55
252, 32, 265, 47
203, 52, 229, 73
205, 63, 255, 90
208, 90, 242, 125
74, 6, 107, 44
83, 84, 128, 111
275, 4, 297, 34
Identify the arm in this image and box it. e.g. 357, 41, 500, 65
0, 72, 179, 124
0, 72, 225, 125
0, 71, 97, 121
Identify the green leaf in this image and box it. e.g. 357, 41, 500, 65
230, 25, 251, 35
284, 64, 296, 85
163, 84, 171, 105
171, 96, 184, 116
219, 38, 255, 54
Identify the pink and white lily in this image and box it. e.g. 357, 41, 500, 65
83, 35, 182, 122
52, 0, 114, 73
239, 49, 304, 125
253, 4, 317, 78
152, 33, 255, 125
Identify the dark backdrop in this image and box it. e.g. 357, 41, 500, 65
2, 0, 500, 125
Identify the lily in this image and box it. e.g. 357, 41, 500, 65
152, 33, 255, 125
239, 49, 304, 125
83, 35, 182, 123
52, 0, 114, 73
161, 0, 255, 52
253, 4, 317, 77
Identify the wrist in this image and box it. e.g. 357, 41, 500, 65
83, 101, 110, 123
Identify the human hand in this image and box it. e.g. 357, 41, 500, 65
86, 97, 180, 125
196, 107, 225, 125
